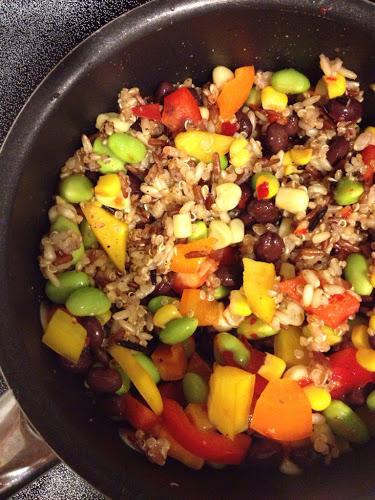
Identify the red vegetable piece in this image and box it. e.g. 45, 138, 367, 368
361, 145, 375, 185
159, 382, 185, 406
132, 104, 162, 121
306, 293, 360, 329
161, 87, 201, 132
117, 393, 159, 432
221, 121, 239, 136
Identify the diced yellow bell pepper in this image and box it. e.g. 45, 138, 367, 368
323, 73, 346, 99
42, 309, 87, 363
261, 86, 288, 111
208, 364, 255, 439
81, 202, 128, 271
229, 290, 252, 316
174, 131, 234, 163
365, 126, 375, 140
185, 403, 215, 432
258, 353, 286, 381
323, 325, 342, 346
351, 324, 370, 349
356, 348, 375, 372
242, 258, 276, 324
109, 345, 163, 415
369, 315, 375, 332
95, 174, 130, 211
273, 326, 309, 367
290, 147, 313, 166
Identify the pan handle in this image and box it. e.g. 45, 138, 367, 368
0, 390, 58, 498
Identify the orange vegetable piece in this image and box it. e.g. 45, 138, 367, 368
179, 289, 221, 326
151, 343, 187, 381
250, 378, 312, 441
171, 238, 216, 274
217, 66, 255, 120
187, 352, 212, 382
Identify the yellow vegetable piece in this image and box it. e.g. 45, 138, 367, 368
365, 126, 375, 139
261, 86, 288, 111
174, 131, 234, 163
242, 258, 276, 324
229, 137, 251, 168
274, 326, 309, 367
290, 147, 313, 166
323, 325, 342, 346
258, 353, 286, 381
370, 271, 375, 288
109, 345, 163, 415
42, 309, 87, 363
229, 290, 252, 317
352, 324, 370, 349
95, 174, 130, 211
153, 304, 182, 328
185, 403, 215, 432
96, 310, 112, 326
282, 151, 293, 167
323, 73, 346, 99
356, 348, 375, 372
369, 315, 375, 332
303, 385, 331, 412
81, 202, 128, 271
208, 364, 255, 439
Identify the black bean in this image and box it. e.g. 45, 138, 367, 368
308, 206, 328, 232
153, 272, 174, 296
240, 212, 255, 228
235, 111, 253, 137
128, 173, 142, 195
188, 87, 202, 105
237, 184, 252, 210
85, 171, 100, 185
87, 368, 122, 393
265, 122, 289, 154
93, 347, 111, 367
59, 349, 93, 374
154, 81, 174, 103
247, 199, 281, 224
326, 97, 363, 123
326, 136, 350, 166
79, 317, 104, 350
289, 446, 322, 468
254, 231, 285, 263
284, 113, 299, 137
215, 264, 242, 288
345, 387, 366, 408
368, 228, 375, 243
246, 439, 283, 468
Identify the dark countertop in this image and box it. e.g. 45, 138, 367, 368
0, 1, 148, 498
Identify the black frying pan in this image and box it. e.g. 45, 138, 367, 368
1, 0, 375, 498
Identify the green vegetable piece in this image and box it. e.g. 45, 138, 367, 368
323, 400, 369, 444
246, 88, 261, 107
98, 156, 125, 174
334, 178, 364, 206
80, 219, 98, 249
182, 372, 208, 404
66, 287, 111, 316
107, 132, 147, 164
147, 295, 176, 314
251, 171, 280, 199
115, 366, 131, 395
271, 68, 310, 94
219, 155, 229, 170
59, 175, 93, 204
237, 316, 278, 339
50, 216, 84, 265
344, 253, 373, 296
214, 332, 250, 368
93, 137, 111, 156
366, 390, 375, 412
213, 285, 229, 300
45, 271, 91, 304
188, 221, 208, 242
134, 352, 160, 384
159, 317, 198, 345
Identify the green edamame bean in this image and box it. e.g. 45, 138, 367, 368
159, 317, 198, 345
344, 253, 373, 296
45, 271, 90, 304
271, 68, 310, 94
93, 138, 125, 173
188, 221, 208, 242
93, 137, 111, 156
323, 400, 369, 444
246, 87, 261, 107
134, 352, 160, 384
80, 219, 98, 249
366, 390, 375, 411
66, 287, 111, 316
214, 332, 249, 368
59, 175, 93, 204
213, 285, 229, 300
219, 155, 229, 170
182, 372, 208, 404
237, 316, 278, 339
107, 132, 147, 164
115, 366, 131, 395
50, 216, 84, 265
334, 178, 364, 206
147, 295, 176, 314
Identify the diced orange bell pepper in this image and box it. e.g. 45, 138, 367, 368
171, 238, 216, 274
217, 66, 255, 120
117, 393, 159, 432
278, 275, 305, 302
307, 292, 360, 329
250, 378, 312, 441
151, 343, 187, 381
187, 352, 212, 382
179, 288, 222, 326
171, 258, 218, 294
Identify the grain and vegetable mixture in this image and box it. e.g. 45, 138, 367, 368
39, 53, 375, 473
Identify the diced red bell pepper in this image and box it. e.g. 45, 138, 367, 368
161, 87, 201, 133
159, 381, 185, 406
132, 104, 162, 121
329, 347, 375, 399
220, 121, 239, 136
116, 393, 159, 432
278, 276, 306, 303
162, 398, 251, 464
306, 293, 360, 329
361, 145, 375, 185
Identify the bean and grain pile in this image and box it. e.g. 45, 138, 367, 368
39, 54, 375, 473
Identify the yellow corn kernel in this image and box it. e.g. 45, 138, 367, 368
352, 324, 370, 349
185, 403, 215, 432
282, 151, 293, 167
323, 325, 342, 346
369, 315, 375, 332
212, 66, 234, 90
323, 73, 346, 99
365, 126, 375, 139
229, 290, 252, 317
290, 147, 313, 166
230, 137, 248, 156
208, 220, 233, 250
95, 173, 121, 198
370, 272, 375, 287
96, 309, 111, 326
356, 348, 375, 372
303, 385, 331, 411
258, 353, 286, 381
173, 213, 193, 239
229, 137, 251, 168
95, 112, 130, 132
153, 304, 182, 328
215, 182, 242, 212
261, 86, 288, 111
